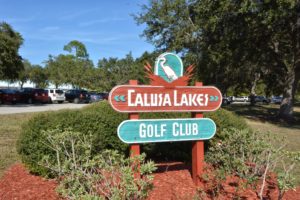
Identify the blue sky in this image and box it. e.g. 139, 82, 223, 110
0, 0, 154, 66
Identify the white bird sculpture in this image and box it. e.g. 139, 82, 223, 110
158, 56, 178, 81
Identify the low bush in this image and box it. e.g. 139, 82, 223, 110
40, 128, 156, 199
205, 128, 300, 199
17, 101, 248, 176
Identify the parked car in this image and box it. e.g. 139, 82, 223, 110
0, 89, 20, 104
18, 88, 49, 104
65, 89, 90, 103
99, 92, 109, 100
254, 96, 270, 104
89, 92, 105, 103
222, 96, 232, 105
271, 96, 283, 104
46, 89, 65, 103
232, 96, 249, 102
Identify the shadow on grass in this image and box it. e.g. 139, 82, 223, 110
224, 103, 300, 129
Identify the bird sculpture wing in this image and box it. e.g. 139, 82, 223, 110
144, 62, 195, 87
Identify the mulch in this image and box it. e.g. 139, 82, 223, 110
0, 164, 59, 200
0, 163, 299, 200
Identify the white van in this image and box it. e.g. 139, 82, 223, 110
46, 89, 65, 103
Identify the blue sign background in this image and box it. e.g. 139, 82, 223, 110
118, 118, 216, 144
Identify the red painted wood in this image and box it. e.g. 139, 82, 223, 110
192, 82, 204, 187
128, 80, 140, 179
109, 85, 222, 112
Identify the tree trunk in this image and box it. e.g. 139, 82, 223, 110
279, 68, 297, 121
19, 81, 24, 89
250, 72, 260, 95
249, 72, 260, 106
279, 6, 300, 122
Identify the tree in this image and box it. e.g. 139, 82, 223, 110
96, 53, 145, 91
46, 41, 94, 89
18, 59, 32, 88
29, 65, 48, 88
135, 0, 299, 121
46, 55, 70, 88
63, 40, 89, 59
0, 22, 24, 81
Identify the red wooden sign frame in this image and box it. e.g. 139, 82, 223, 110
109, 85, 222, 113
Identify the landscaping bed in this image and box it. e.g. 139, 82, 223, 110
1, 163, 299, 200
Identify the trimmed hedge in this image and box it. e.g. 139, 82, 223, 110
17, 101, 248, 176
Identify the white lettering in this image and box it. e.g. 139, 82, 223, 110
163, 94, 171, 106
151, 93, 158, 106
128, 90, 135, 106
197, 94, 204, 106
144, 94, 150, 106
147, 125, 154, 137
159, 94, 163, 106
174, 90, 180, 106
204, 94, 208, 106
139, 123, 146, 138
192, 123, 198, 135
173, 123, 179, 136
135, 94, 143, 106
181, 94, 188, 106
127, 89, 210, 108
161, 124, 166, 137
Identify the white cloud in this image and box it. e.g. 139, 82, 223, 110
59, 8, 99, 20
40, 26, 60, 32
1, 16, 36, 23
79, 17, 127, 27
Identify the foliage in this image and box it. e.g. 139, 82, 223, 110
0, 22, 24, 81
17, 101, 248, 176
63, 40, 89, 59
29, 64, 48, 88
277, 151, 300, 199
95, 53, 144, 91
18, 59, 32, 88
45, 40, 94, 89
135, 0, 300, 120
91, 51, 162, 92
17, 103, 128, 176
40, 128, 156, 200
45, 55, 70, 88
205, 128, 300, 199
206, 128, 272, 180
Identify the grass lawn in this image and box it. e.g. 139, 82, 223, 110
225, 103, 300, 184
0, 113, 35, 177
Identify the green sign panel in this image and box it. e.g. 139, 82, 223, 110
118, 118, 216, 144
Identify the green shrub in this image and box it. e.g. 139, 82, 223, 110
17, 101, 248, 176
17, 103, 128, 176
205, 128, 300, 200
206, 128, 273, 180
39, 128, 156, 199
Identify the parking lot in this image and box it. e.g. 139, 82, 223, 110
0, 103, 88, 115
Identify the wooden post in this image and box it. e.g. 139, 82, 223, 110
192, 82, 204, 187
129, 80, 140, 179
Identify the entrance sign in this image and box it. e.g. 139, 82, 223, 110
109, 85, 222, 113
154, 53, 183, 82
109, 52, 222, 186
118, 118, 216, 144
